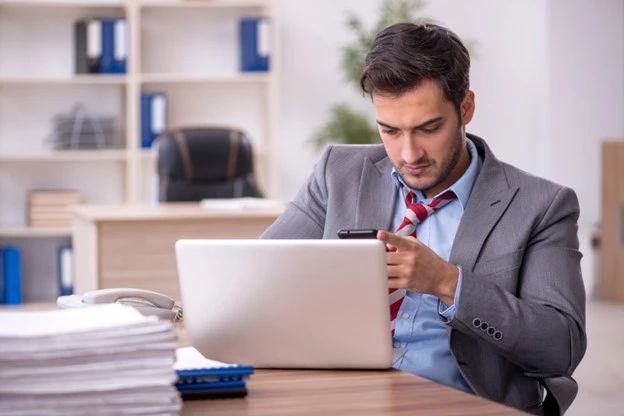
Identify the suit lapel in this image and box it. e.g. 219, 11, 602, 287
355, 156, 396, 231
450, 136, 519, 271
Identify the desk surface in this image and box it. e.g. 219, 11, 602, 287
182, 368, 521, 416
4, 306, 522, 416
71, 202, 284, 222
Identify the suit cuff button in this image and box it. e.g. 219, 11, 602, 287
472, 318, 481, 328
494, 331, 503, 340
487, 327, 496, 336
480, 322, 489, 331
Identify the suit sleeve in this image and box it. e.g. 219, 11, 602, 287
447, 186, 587, 377
260, 146, 332, 239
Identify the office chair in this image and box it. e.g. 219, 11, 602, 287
156, 127, 262, 202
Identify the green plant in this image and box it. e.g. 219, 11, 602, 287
310, 0, 476, 151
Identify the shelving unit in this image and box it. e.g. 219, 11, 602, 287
0, 227, 72, 237
0, 150, 128, 162
0, 0, 278, 301
0, 75, 127, 85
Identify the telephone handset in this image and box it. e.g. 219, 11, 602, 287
57, 288, 183, 321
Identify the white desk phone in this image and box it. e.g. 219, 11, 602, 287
57, 288, 183, 321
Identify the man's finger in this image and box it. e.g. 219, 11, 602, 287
378, 230, 414, 251
386, 252, 405, 265
387, 264, 403, 277
386, 243, 398, 252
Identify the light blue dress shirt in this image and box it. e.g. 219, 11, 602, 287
390, 138, 482, 394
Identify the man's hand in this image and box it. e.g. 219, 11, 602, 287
377, 230, 459, 306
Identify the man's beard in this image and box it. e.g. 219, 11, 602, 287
398, 127, 464, 193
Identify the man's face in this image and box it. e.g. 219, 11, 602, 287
373, 79, 475, 198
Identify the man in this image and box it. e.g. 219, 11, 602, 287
261, 22, 586, 415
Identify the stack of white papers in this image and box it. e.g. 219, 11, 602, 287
0, 303, 181, 416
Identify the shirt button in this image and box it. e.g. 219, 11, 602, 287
402, 312, 410, 320
393, 341, 401, 348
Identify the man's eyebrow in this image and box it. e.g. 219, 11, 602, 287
376, 117, 444, 130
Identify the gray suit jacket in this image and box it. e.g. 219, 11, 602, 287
261, 134, 587, 415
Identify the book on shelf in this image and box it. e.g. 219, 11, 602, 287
27, 190, 81, 229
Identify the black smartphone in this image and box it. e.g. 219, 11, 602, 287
337, 228, 379, 239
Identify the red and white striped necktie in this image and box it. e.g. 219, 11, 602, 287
389, 187, 457, 336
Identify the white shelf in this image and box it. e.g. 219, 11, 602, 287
0, 0, 124, 7
140, 73, 270, 85
0, 150, 128, 162
0, 0, 268, 8
0, 75, 128, 86
138, 148, 157, 159
0, 227, 71, 237
138, 0, 270, 9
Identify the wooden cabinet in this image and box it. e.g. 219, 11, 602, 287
600, 141, 624, 302
71, 203, 283, 301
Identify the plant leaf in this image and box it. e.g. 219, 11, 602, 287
309, 104, 380, 151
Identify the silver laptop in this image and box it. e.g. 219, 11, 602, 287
175, 239, 392, 369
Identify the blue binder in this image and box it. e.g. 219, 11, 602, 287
240, 17, 270, 72
140, 92, 167, 148
0, 248, 4, 304
2, 246, 22, 305
100, 19, 115, 73
112, 19, 128, 73
57, 245, 73, 296
100, 18, 127, 74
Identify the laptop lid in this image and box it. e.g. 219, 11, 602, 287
175, 239, 392, 369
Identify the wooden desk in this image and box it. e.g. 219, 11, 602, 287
181, 369, 522, 416
5, 305, 521, 415
176, 329, 520, 415
71, 203, 282, 301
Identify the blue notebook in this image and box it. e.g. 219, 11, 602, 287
176, 380, 246, 392
174, 347, 253, 400
174, 347, 254, 383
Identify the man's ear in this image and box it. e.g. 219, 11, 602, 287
460, 91, 475, 125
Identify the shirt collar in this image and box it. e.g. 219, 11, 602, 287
391, 138, 482, 210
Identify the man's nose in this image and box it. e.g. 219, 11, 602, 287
400, 135, 424, 163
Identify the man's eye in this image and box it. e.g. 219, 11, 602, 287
421, 126, 440, 134
382, 129, 398, 135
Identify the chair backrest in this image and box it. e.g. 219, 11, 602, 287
157, 127, 262, 202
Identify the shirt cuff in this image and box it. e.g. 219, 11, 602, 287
438, 266, 462, 321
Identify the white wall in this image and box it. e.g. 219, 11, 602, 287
547, 0, 624, 230
274, 0, 624, 235
274, 0, 379, 198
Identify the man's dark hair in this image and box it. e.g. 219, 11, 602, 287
360, 22, 470, 112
